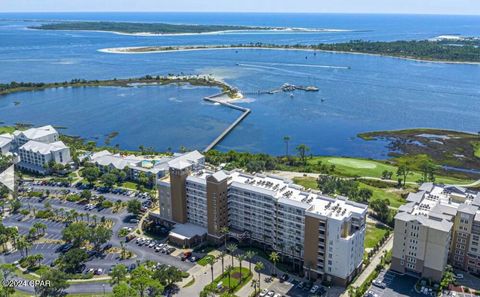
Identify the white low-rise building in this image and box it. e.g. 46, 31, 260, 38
17, 140, 71, 174
0, 133, 14, 155
1, 125, 72, 174
13, 125, 59, 148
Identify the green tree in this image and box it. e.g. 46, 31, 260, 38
254, 262, 264, 290
440, 265, 455, 290
102, 173, 118, 188
237, 254, 246, 282
269, 251, 280, 276
0, 264, 16, 297
296, 144, 310, 165
35, 268, 69, 297
81, 166, 101, 185
113, 282, 139, 297
206, 256, 216, 284
89, 225, 113, 252
80, 189, 92, 201
227, 243, 237, 267
225, 265, 233, 292
62, 222, 90, 247
109, 264, 128, 285
396, 164, 411, 186
59, 248, 88, 273
127, 199, 142, 216
245, 250, 256, 274
370, 199, 391, 223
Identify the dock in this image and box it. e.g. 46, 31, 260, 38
203, 93, 251, 152
243, 83, 319, 96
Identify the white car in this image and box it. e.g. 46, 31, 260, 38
455, 273, 464, 279
310, 285, 319, 293
273, 294, 281, 297
267, 291, 275, 297
259, 289, 269, 297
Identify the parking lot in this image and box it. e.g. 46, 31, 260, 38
366, 270, 423, 297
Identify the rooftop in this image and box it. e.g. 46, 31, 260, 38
397, 183, 480, 229
19, 140, 68, 154
0, 133, 13, 147
90, 150, 173, 173
15, 125, 57, 140
189, 169, 367, 221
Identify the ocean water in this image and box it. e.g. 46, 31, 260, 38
0, 13, 479, 157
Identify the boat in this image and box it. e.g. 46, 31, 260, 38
305, 86, 319, 92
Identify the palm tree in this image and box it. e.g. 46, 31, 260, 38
17, 236, 32, 257
206, 256, 216, 284
227, 243, 237, 267
220, 226, 229, 249
251, 279, 259, 295
33, 222, 47, 236
225, 265, 233, 292
245, 250, 256, 274
254, 262, 264, 290
217, 251, 226, 275
34, 254, 44, 267
237, 254, 246, 282
269, 251, 280, 276
283, 136, 291, 157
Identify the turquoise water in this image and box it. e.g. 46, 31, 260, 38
0, 13, 479, 157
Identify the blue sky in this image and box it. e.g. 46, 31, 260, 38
0, 0, 478, 15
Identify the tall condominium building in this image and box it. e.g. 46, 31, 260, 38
392, 183, 480, 282
155, 154, 367, 286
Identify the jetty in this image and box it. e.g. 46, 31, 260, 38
203, 93, 251, 152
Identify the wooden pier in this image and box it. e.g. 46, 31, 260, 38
202, 94, 251, 152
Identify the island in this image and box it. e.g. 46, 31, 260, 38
100, 39, 480, 63
0, 75, 240, 98
29, 21, 271, 35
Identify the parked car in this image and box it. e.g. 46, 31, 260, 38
372, 279, 386, 289
280, 273, 289, 282
310, 285, 319, 294
455, 273, 464, 279
259, 289, 269, 297
267, 291, 275, 297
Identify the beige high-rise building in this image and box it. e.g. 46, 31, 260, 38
155, 154, 367, 286
392, 183, 480, 282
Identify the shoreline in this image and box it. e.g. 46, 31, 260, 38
98, 45, 480, 65
0, 75, 242, 99
28, 27, 354, 37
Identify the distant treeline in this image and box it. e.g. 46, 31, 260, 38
30, 21, 267, 34
0, 75, 238, 97
123, 39, 480, 63
235, 39, 480, 63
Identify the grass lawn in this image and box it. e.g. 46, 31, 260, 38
13, 290, 34, 297
213, 267, 251, 293
121, 181, 138, 190
0, 126, 16, 134
473, 141, 480, 159
358, 182, 406, 208
305, 156, 473, 185
293, 177, 406, 208
197, 254, 215, 266
365, 223, 391, 249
